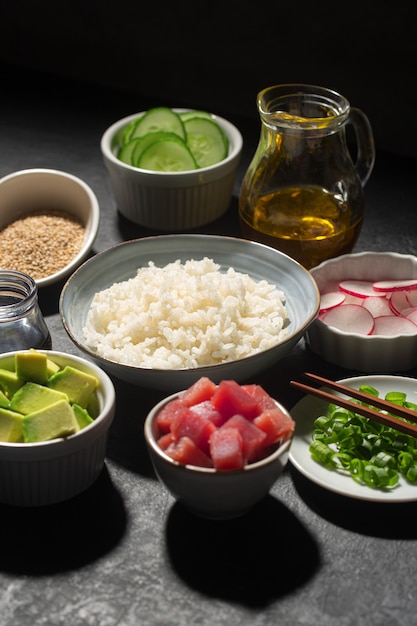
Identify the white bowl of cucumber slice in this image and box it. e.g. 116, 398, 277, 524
100, 107, 243, 230
0, 349, 115, 506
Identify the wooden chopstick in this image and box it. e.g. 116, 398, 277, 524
302, 372, 417, 423
290, 374, 417, 439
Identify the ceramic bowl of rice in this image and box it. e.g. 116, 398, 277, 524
59, 234, 319, 391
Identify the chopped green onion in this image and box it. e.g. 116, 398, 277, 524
385, 391, 407, 405
309, 385, 417, 490
406, 465, 417, 483
310, 439, 337, 467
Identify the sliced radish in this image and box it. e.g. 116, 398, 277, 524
343, 293, 366, 305
339, 280, 381, 298
321, 304, 375, 335
400, 306, 417, 317
373, 279, 417, 292
389, 290, 411, 316
405, 308, 417, 325
361, 296, 392, 317
406, 290, 417, 307
372, 315, 417, 336
319, 291, 346, 312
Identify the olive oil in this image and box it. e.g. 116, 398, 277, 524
239, 185, 363, 269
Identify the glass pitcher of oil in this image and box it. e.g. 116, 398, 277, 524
239, 84, 375, 268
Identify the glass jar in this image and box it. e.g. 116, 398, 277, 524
239, 84, 375, 269
0, 270, 52, 353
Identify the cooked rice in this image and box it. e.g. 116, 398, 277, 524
83, 257, 289, 369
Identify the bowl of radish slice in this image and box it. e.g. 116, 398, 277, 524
307, 251, 417, 372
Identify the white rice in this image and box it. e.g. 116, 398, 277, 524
83, 257, 289, 369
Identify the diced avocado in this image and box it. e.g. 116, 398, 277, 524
0, 389, 10, 409
0, 368, 25, 398
0, 407, 24, 442
22, 399, 79, 443
46, 358, 61, 378
86, 391, 100, 419
10, 382, 68, 415
48, 366, 98, 408
72, 403, 94, 430
15, 350, 49, 385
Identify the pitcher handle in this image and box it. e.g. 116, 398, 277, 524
348, 107, 376, 187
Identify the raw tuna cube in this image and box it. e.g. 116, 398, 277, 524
254, 408, 295, 445
209, 427, 244, 470
179, 376, 217, 407
221, 414, 267, 462
190, 400, 225, 426
211, 380, 260, 420
241, 384, 277, 410
157, 432, 175, 450
156, 398, 186, 433
171, 406, 216, 454
165, 436, 213, 468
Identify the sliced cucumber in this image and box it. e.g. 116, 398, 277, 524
131, 131, 183, 167
118, 138, 143, 165
179, 110, 213, 122
121, 116, 144, 146
137, 137, 198, 172
130, 107, 186, 141
117, 108, 230, 170
184, 117, 228, 168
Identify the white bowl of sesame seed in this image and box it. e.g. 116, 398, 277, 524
0, 169, 100, 288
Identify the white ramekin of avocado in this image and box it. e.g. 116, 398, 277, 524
0, 349, 115, 506
100, 107, 243, 230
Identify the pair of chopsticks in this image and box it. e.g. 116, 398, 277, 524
291, 372, 417, 438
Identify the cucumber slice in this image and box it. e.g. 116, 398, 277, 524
118, 138, 143, 165
184, 117, 228, 168
179, 110, 213, 122
121, 115, 144, 146
131, 132, 183, 167
137, 137, 198, 172
131, 107, 186, 141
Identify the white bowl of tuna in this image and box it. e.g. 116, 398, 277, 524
144, 376, 295, 519
60, 234, 319, 391
0, 349, 115, 506
307, 251, 417, 372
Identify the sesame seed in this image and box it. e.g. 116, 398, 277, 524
0, 210, 86, 280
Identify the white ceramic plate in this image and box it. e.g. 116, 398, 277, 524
289, 375, 417, 502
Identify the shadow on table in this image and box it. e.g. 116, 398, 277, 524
38, 249, 99, 318
116, 196, 242, 242
164, 494, 320, 608
290, 465, 417, 539
0, 465, 127, 575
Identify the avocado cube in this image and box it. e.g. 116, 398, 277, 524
48, 366, 98, 408
0, 389, 10, 409
0, 407, 24, 442
10, 382, 69, 415
86, 391, 100, 419
22, 399, 79, 443
0, 368, 24, 397
15, 350, 49, 385
72, 403, 94, 430
46, 358, 61, 378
